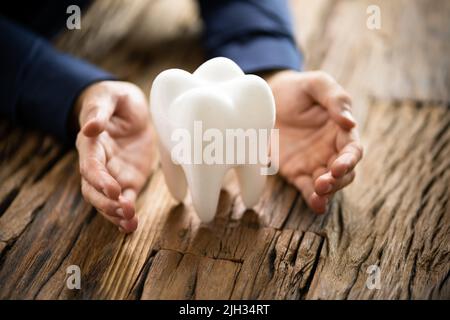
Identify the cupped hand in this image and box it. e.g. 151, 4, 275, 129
74, 81, 153, 233
266, 70, 363, 214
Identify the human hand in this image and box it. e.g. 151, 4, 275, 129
266, 70, 363, 214
74, 81, 153, 233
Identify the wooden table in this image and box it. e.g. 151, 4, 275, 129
0, 0, 448, 299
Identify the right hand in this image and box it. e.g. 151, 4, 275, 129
265, 70, 363, 214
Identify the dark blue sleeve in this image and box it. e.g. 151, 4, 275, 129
0, 17, 114, 143
199, 0, 302, 73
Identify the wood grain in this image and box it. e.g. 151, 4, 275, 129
0, 0, 448, 299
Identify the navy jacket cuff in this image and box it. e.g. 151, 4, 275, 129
208, 34, 302, 74
17, 39, 115, 144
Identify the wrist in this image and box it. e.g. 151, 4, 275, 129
257, 69, 297, 85
70, 81, 98, 135
71, 80, 110, 133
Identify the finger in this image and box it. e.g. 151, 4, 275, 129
81, 180, 138, 234
284, 103, 330, 128
294, 175, 330, 214
118, 189, 136, 220
118, 215, 138, 234
330, 151, 359, 178
309, 193, 329, 214
312, 166, 328, 181
81, 179, 125, 220
331, 141, 363, 179
326, 153, 338, 170
315, 170, 356, 196
293, 175, 325, 213
107, 156, 147, 192
123, 188, 137, 203
293, 175, 314, 203
78, 138, 121, 199
305, 71, 356, 130
80, 95, 116, 137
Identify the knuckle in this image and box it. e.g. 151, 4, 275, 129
102, 178, 114, 190
134, 174, 146, 191
347, 142, 363, 161
79, 162, 87, 177
334, 91, 352, 105
75, 134, 82, 148
103, 201, 118, 216
131, 173, 147, 193
313, 71, 334, 84
75, 131, 88, 148
311, 70, 325, 79
119, 91, 130, 104
80, 158, 101, 181
86, 157, 100, 170
325, 88, 352, 107
80, 181, 89, 199
105, 179, 120, 194
353, 142, 364, 157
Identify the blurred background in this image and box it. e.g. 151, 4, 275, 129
56, 0, 450, 125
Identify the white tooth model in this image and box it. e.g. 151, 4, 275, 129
150, 57, 275, 222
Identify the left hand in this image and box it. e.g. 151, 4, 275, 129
74, 81, 153, 233
265, 70, 363, 214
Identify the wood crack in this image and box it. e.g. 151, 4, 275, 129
33, 216, 87, 299
298, 236, 325, 299
132, 250, 158, 300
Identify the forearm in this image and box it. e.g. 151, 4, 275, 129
199, 0, 303, 73
0, 17, 114, 143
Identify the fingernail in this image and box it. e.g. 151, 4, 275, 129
116, 208, 125, 218
341, 110, 356, 124
325, 184, 333, 193
118, 226, 126, 233
119, 220, 128, 231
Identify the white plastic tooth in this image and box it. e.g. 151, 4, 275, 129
184, 164, 229, 222
158, 144, 187, 202
235, 165, 267, 208
150, 57, 275, 222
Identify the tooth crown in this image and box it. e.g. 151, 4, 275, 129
150, 57, 275, 222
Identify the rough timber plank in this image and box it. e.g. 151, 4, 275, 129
34, 170, 173, 300
306, 101, 450, 299
143, 229, 324, 300
0, 0, 448, 300
0, 152, 86, 299
0, 144, 70, 256
142, 250, 242, 300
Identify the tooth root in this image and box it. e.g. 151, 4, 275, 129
235, 165, 266, 208
159, 144, 187, 201
183, 165, 227, 222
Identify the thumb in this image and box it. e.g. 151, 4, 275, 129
306, 72, 356, 130
80, 96, 116, 137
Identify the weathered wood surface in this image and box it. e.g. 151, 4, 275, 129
0, 0, 449, 299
